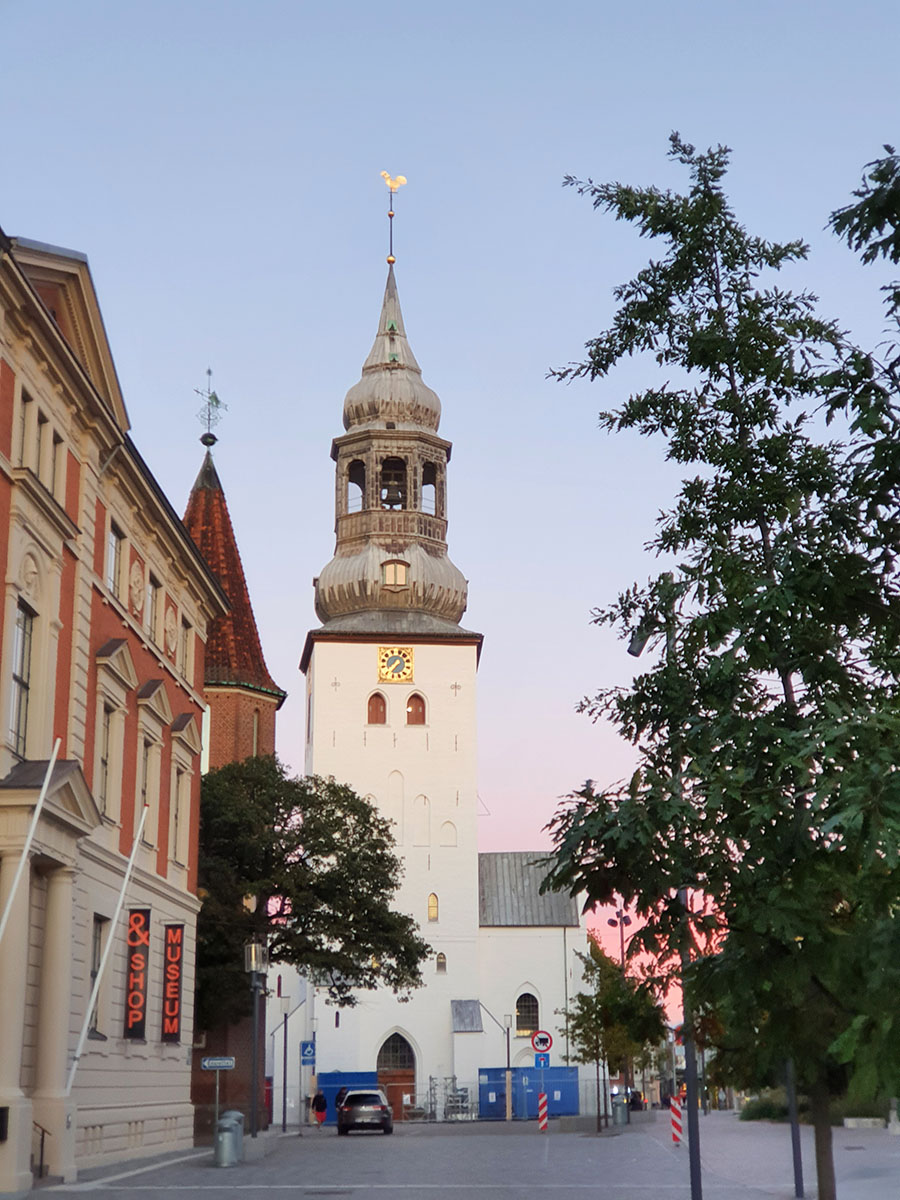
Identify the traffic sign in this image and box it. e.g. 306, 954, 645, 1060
201, 1056, 235, 1070
531, 1030, 553, 1053
534, 1052, 550, 1069
300, 1040, 316, 1066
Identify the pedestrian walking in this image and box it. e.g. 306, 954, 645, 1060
312, 1089, 327, 1128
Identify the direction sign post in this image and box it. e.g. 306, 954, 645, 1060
202, 1056, 236, 1127
530, 1033, 552, 1125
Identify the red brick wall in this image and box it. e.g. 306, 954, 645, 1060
0, 360, 14, 459
205, 688, 279, 769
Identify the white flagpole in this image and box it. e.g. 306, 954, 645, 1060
66, 804, 149, 1095
0, 737, 61, 950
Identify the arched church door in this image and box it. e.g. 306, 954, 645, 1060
377, 1033, 415, 1122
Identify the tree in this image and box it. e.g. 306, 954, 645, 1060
560, 939, 665, 1131
195, 756, 430, 1030
543, 136, 900, 1200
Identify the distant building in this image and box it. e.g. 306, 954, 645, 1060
0, 230, 227, 1195
288, 262, 588, 1118
182, 438, 285, 1132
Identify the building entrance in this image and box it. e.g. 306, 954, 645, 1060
377, 1033, 415, 1121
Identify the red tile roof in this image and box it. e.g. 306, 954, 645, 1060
183, 451, 285, 701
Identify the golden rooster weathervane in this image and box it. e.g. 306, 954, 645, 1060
381, 171, 407, 264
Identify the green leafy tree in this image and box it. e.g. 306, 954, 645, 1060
544, 136, 900, 1200
195, 756, 430, 1029
560, 939, 664, 1131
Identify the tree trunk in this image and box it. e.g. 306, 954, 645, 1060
809, 1079, 836, 1200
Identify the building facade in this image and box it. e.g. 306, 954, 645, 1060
296, 264, 586, 1117
0, 230, 228, 1197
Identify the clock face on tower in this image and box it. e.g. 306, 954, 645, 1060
377, 645, 414, 683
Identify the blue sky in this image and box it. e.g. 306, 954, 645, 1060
2, 0, 898, 868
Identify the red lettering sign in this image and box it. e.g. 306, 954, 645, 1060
161, 925, 184, 1043
123, 909, 150, 1039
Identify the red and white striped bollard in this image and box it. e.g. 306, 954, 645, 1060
670, 1095, 683, 1145
538, 1092, 548, 1132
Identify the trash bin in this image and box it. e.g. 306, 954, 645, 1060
612, 1098, 629, 1127
214, 1111, 244, 1167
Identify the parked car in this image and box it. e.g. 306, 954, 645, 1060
337, 1089, 394, 1135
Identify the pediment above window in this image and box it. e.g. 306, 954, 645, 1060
137, 679, 173, 725
171, 713, 202, 755
96, 638, 138, 691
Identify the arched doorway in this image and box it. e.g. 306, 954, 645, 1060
377, 1033, 416, 1122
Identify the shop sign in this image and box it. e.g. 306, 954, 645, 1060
124, 908, 151, 1039
161, 924, 184, 1042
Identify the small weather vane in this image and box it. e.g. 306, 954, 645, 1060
195, 368, 227, 447
380, 171, 407, 264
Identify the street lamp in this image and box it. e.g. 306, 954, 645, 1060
626, 581, 702, 1200
607, 909, 632, 970
243, 936, 268, 1138
503, 1013, 512, 1123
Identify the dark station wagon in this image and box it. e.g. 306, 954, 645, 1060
336, 1088, 394, 1135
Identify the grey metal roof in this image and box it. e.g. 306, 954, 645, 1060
450, 1000, 483, 1033
478, 852, 580, 928
315, 609, 481, 639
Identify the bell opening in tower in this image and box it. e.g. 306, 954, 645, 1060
347, 459, 366, 512
380, 457, 407, 510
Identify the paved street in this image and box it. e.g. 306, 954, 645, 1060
44, 1112, 900, 1199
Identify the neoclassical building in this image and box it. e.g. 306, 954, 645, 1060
0, 229, 227, 1196
295, 262, 587, 1117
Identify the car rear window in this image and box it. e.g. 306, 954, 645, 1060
346, 1093, 383, 1105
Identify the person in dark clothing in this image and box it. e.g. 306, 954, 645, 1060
312, 1090, 327, 1127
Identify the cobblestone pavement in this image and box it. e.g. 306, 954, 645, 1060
42, 1111, 900, 1199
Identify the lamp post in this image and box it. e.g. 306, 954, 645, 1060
244, 936, 268, 1138
607, 908, 633, 1099
504, 1013, 512, 1123
627, 580, 702, 1200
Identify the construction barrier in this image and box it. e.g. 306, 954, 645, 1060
670, 1096, 683, 1145
538, 1092, 548, 1132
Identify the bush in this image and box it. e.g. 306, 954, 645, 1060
739, 1090, 789, 1122
827, 1096, 890, 1126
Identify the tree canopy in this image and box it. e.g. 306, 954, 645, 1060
195, 756, 430, 1029
544, 135, 900, 1200
561, 939, 665, 1130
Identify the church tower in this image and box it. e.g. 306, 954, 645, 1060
301, 261, 484, 1109
183, 435, 286, 768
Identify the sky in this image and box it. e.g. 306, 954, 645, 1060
2, 0, 898, 954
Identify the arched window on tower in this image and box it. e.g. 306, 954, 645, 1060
380, 457, 407, 510
406, 693, 425, 725
367, 692, 386, 724
422, 461, 437, 515
347, 459, 366, 512
427, 893, 439, 922
516, 992, 539, 1037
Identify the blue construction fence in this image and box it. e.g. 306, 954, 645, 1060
315, 1070, 378, 1125
478, 1067, 579, 1120
316, 1066, 579, 1123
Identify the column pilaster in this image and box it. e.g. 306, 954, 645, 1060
32, 864, 77, 1182
0, 850, 35, 1197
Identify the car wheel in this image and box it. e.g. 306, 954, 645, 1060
337, 1126, 348, 1135
384, 1126, 393, 1135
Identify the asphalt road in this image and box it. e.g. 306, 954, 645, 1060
44, 1111, 900, 1199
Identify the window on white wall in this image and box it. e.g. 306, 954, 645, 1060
516, 992, 539, 1037
436, 953, 447, 974
427, 893, 439, 922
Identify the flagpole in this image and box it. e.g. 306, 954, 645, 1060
66, 804, 149, 1095
0, 738, 61, 950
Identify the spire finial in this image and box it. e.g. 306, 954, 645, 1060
195, 368, 227, 447
380, 171, 407, 264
